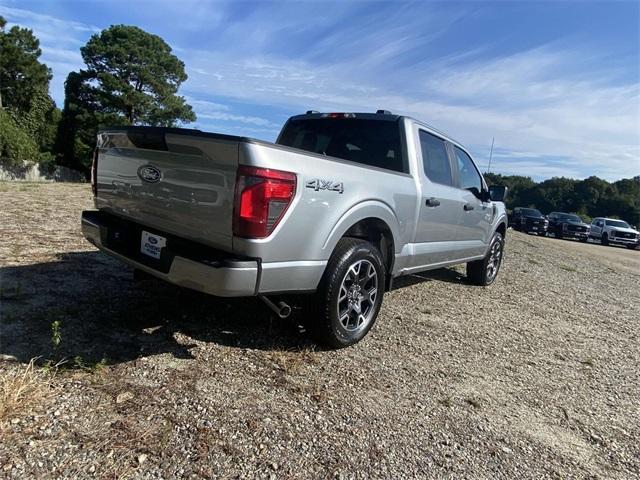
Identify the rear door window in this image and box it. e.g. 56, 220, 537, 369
419, 130, 453, 186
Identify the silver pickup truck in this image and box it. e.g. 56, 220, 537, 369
82, 111, 508, 347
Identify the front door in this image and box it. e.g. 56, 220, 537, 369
591, 219, 603, 238
451, 145, 492, 257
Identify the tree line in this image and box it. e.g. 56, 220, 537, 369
1, 17, 638, 224
0, 17, 194, 174
485, 173, 640, 226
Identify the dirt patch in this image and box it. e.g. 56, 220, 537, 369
1, 182, 639, 479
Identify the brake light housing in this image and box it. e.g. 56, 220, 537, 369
91, 149, 98, 196
233, 166, 296, 239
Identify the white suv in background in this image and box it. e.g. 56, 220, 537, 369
589, 218, 639, 249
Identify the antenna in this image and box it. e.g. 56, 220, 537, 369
487, 137, 495, 173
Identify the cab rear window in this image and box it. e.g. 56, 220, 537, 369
277, 119, 405, 173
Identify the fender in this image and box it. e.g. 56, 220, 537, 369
483, 212, 508, 256
321, 200, 402, 259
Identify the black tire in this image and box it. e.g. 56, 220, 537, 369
467, 232, 504, 286
556, 227, 563, 239
579, 237, 588, 243
312, 238, 385, 348
601, 233, 609, 246
627, 244, 638, 250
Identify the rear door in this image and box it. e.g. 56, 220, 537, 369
410, 129, 462, 268
450, 145, 492, 256
95, 128, 239, 251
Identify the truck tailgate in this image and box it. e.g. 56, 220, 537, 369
95, 128, 241, 251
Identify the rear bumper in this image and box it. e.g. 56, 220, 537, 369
81, 211, 258, 297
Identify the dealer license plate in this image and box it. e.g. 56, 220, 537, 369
140, 231, 166, 259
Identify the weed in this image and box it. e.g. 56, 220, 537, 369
268, 348, 316, 375
51, 320, 62, 355
73, 355, 108, 373
0, 359, 55, 427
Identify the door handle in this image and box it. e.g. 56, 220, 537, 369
425, 197, 441, 207
463, 203, 475, 211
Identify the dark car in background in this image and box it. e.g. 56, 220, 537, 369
547, 212, 590, 241
509, 207, 548, 235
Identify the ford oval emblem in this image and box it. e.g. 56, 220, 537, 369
138, 165, 162, 183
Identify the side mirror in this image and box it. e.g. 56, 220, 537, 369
488, 185, 507, 202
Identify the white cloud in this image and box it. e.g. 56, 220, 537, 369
0, 6, 99, 34
198, 112, 275, 127
2, 3, 638, 180
180, 42, 639, 180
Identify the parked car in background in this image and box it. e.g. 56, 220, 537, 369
509, 207, 548, 235
81, 110, 509, 348
547, 212, 590, 241
589, 218, 640, 248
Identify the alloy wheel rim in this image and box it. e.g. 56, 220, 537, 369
337, 259, 378, 332
486, 240, 503, 281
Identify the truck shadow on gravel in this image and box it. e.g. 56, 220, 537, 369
1, 251, 467, 366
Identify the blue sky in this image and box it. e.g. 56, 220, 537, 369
1, 0, 638, 180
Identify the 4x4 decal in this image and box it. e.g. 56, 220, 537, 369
305, 179, 344, 194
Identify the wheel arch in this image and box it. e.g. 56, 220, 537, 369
321, 201, 401, 290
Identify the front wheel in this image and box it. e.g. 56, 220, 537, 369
601, 233, 609, 246
312, 238, 385, 348
467, 232, 504, 286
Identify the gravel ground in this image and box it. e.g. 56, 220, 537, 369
0, 181, 639, 479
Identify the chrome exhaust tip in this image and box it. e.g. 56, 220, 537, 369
259, 295, 292, 319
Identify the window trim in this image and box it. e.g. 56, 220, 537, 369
416, 128, 456, 188
277, 117, 409, 175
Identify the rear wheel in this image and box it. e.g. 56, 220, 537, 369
467, 232, 504, 286
313, 238, 385, 348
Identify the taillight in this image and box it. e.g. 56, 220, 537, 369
91, 149, 98, 196
233, 166, 296, 238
